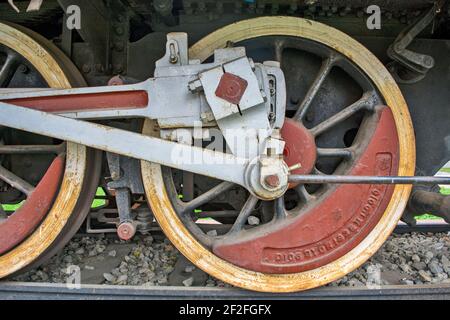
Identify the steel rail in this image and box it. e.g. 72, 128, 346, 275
0, 282, 449, 300
394, 222, 450, 234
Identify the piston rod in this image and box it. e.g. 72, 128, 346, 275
289, 175, 450, 185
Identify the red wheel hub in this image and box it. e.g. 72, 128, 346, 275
0, 155, 64, 255
213, 107, 399, 273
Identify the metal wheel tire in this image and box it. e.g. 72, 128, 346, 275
0, 22, 100, 278
141, 17, 416, 292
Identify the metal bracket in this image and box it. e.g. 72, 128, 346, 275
106, 151, 146, 240
387, 0, 445, 83
57, 0, 129, 75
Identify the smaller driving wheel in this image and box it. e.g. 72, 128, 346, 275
0, 22, 101, 278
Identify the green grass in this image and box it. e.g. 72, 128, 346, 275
441, 186, 450, 195
92, 187, 107, 208
441, 168, 450, 174
416, 214, 441, 220
2, 201, 25, 212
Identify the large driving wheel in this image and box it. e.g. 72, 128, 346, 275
142, 17, 416, 292
0, 22, 101, 278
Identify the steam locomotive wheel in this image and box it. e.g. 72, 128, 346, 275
142, 17, 416, 292
0, 22, 100, 278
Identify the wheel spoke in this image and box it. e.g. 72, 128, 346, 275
0, 144, 64, 155
182, 172, 194, 202
182, 181, 234, 215
293, 54, 338, 122
0, 53, 19, 87
317, 147, 352, 159
228, 195, 258, 234
0, 206, 7, 220
313, 167, 325, 175
295, 184, 314, 202
310, 91, 376, 137
0, 165, 34, 195
273, 197, 287, 221
274, 39, 284, 64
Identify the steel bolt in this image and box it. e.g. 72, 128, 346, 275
115, 26, 124, 36
188, 79, 203, 93
82, 64, 91, 74
114, 42, 124, 52
114, 64, 124, 74
265, 174, 281, 188
18, 64, 28, 74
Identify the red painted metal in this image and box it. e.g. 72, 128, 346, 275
281, 118, 317, 188
4, 91, 148, 113
215, 72, 248, 105
0, 155, 64, 255
117, 222, 136, 241
108, 76, 125, 86
213, 107, 399, 273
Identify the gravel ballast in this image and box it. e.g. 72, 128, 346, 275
12, 232, 450, 288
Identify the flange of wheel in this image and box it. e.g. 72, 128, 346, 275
141, 17, 416, 292
0, 22, 99, 278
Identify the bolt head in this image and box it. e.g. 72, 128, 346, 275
264, 174, 281, 188
188, 79, 203, 93
18, 64, 29, 74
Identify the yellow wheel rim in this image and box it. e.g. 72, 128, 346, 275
0, 22, 87, 277
142, 17, 416, 292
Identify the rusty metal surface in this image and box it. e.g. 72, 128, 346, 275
0, 155, 64, 255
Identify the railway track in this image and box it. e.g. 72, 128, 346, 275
1, 282, 449, 300
394, 222, 450, 234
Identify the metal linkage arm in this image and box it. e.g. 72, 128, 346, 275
0, 81, 151, 119
0, 102, 249, 188
289, 175, 450, 185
